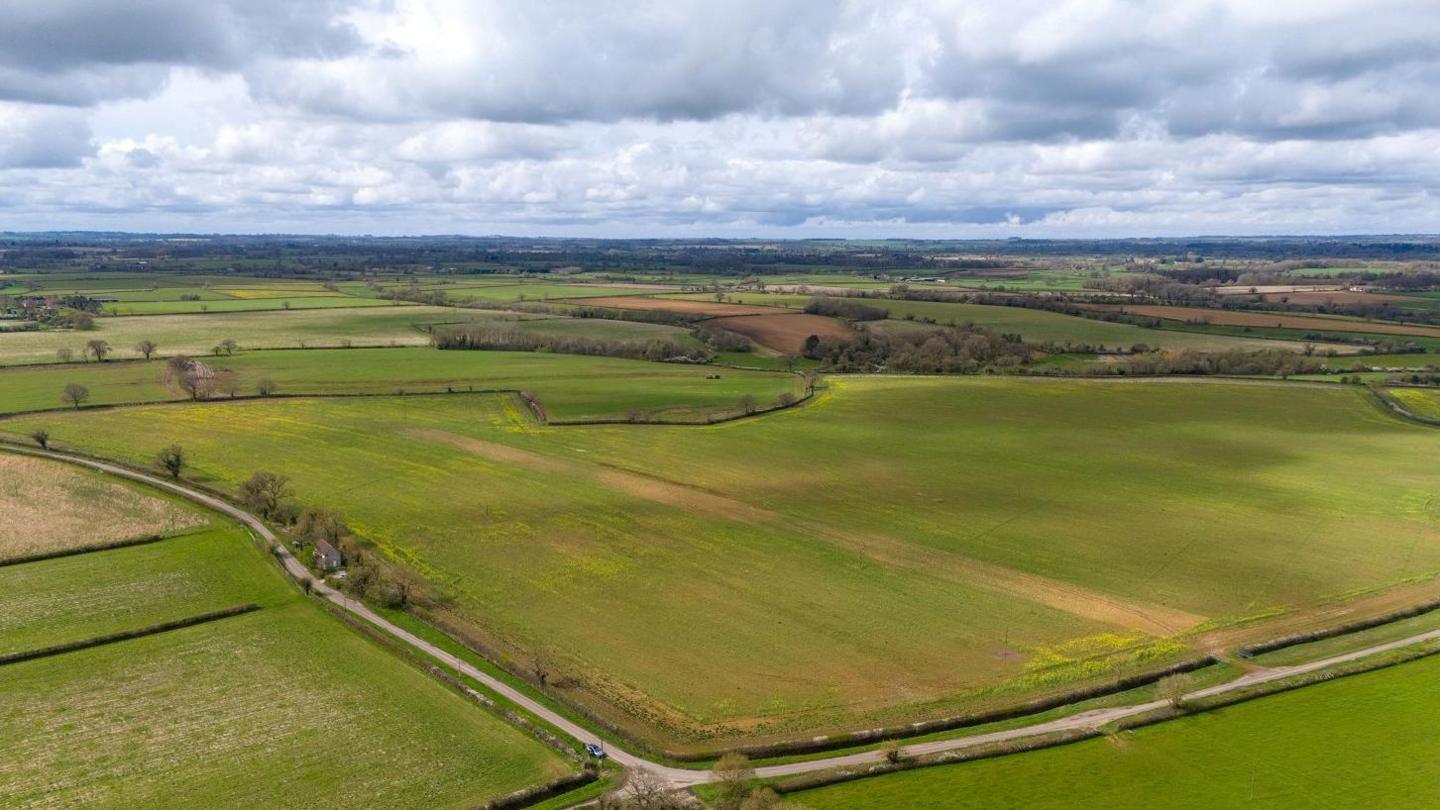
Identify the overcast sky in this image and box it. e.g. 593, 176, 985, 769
2, 0, 1439, 238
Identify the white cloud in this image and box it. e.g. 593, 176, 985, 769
1, 0, 1439, 235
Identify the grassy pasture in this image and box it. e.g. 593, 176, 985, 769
0, 453, 206, 560
0, 527, 286, 656
0, 602, 572, 809
0, 452, 573, 807
0, 306, 467, 365
790, 652, 1440, 808
0, 347, 799, 421
442, 283, 660, 303
103, 296, 394, 315
672, 293, 1333, 352
10, 377, 1440, 745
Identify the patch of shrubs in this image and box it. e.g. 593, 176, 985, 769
803, 296, 889, 321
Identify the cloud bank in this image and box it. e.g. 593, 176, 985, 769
1, 0, 1438, 236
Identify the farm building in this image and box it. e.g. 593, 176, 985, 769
313, 539, 344, 571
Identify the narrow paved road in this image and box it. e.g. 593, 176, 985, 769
10, 444, 1440, 791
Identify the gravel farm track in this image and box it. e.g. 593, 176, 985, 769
7, 443, 1440, 796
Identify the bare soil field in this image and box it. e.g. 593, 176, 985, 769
707, 313, 855, 353
1086, 304, 1440, 338
0, 454, 205, 559
577, 296, 782, 316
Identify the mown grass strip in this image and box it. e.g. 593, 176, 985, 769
0, 603, 260, 667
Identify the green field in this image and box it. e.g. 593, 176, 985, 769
0, 602, 572, 808
102, 296, 395, 315
0, 452, 574, 807
441, 283, 663, 303
10, 377, 1439, 747
0, 347, 798, 421
669, 293, 1337, 352
790, 652, 1440, 808
0, 306, 469, 365
1384, 386, 1440, 419
0, 527, 286, 656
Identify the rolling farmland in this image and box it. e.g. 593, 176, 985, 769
10, 377, 1440, 750
0, 452, 576, 808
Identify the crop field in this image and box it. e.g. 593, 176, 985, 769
1383, 386, 1440, 419
671, 292, 1336, 352
790, 652, 1440, 808
9, 378, 1439, 747
0, 453, 206, 560
0, 306, 471, 365
0, 347, 799, 421
0, 452, 573, 808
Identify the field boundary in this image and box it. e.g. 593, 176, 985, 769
0, 603, 260, 667
1237, 596, 1440, 658
1368, 385, 1440, 426
764, 637, 1440, 797
662, 655, 1216, 762
0, 531, 180, 568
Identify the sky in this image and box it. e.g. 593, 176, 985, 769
1, 0, 1439, 238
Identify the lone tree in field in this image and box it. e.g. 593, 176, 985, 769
739, 393, 758, 415
55, 347, 73, 363
256, 377, 278, 397
85, 339, 112, 362
156, 445, 186, 480
1157, 672, 1192, 709
61, 383, 90, 410
218, 338, 238, 356
240, 471, 292, 519
135, 339, 158, 360
166, 355, 212, 401
29, 429, 49, 449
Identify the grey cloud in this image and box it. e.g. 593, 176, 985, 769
0, 0, 365, 104
0, 105, 92, 168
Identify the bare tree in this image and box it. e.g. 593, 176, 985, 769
219, 338, 238, 356
597, 769, 687, 810
256, 378, 278, 397
61, 383, 89, 410
240, 471, 292, 519
1157, 672, 1192, 709
55, 347, 73, 363
85, 339, 112, 362
156, 445, 186, 480
166, 355, 213, 401
30, 429, 49, 449
135, 339, 158, 360
739, 394, 758, 415
213, 370, 240, 398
